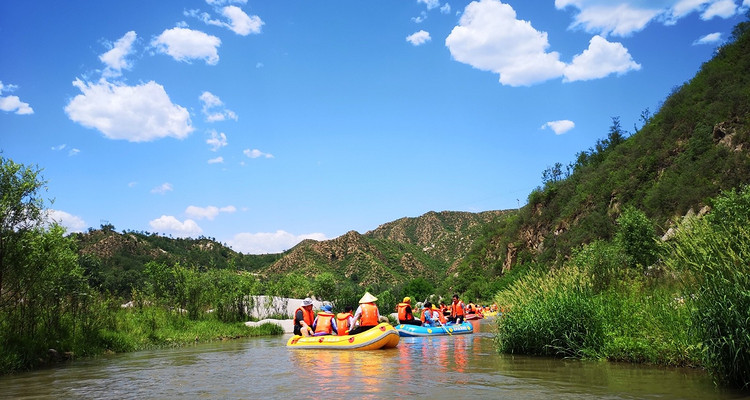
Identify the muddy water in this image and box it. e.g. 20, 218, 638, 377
1, 320, 747, 399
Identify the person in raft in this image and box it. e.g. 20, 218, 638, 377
448, 294, 465, 324
432, 304, 446, 325
336, 305, 355, 336
348, 292, 381, 335
396, 297, 421, 326
293, 297, 315, 336
420, 301, 437, 326
312, 304, 338, 336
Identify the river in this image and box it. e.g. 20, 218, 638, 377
1, 320, 747, 399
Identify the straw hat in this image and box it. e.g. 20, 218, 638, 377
359, 292, 378, 304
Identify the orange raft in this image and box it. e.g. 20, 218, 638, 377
286, 323, 400, 350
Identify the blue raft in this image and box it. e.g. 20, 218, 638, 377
395, 321, 473, 337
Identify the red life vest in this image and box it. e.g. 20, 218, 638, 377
397, 303, 413, 321
451, 301, 465, 317
295, 306, 314, 327
314, 311, 335, 334
360, 303, 379, 326
336, 312, 352, 336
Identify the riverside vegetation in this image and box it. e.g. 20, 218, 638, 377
1, 14, 749, 391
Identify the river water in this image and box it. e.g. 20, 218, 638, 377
1, 320, 747, 399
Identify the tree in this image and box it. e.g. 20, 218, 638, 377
615, 206, 659, 268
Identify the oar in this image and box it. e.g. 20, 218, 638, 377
439, 323, 452, 336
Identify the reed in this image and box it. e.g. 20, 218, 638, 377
665, 187, 750, 389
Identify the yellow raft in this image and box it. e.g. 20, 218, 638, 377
286, 323, 400, 350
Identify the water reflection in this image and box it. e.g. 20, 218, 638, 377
1, 321, 747, 399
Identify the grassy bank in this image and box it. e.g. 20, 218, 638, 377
0, 306, 283, 375
494, 187, 750, 389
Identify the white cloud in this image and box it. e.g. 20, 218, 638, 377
418, 0, 441, 10
693, 32, 723, 45
45, 209, 87, 233
151, 27, 221, 65
228, 230, 328, 254
151, 183, 174, 194
412, 11, 427, 23
407, 30, 432, 46
556, 0, 741, 37
208, 156, 224, 164
52, 144, 66, 151
0, 82, 33, 115
441, 3, 452, 14
446, 0, 566, 86
220, 6, 264, 35
68, 148, 80, 156
564, 35, 641, 82
207, 129, 228, 151
701, 0, 737, 19
149, 215, 202, 237
65, 79, 193, 142
200, 91, 237, 122
244, 148, 274, 158
100, 31, 137, 78
541, 120, 575, 135
206, 0, 248, 5
185, 205, 236, 220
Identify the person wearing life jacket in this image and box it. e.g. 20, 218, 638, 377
349, 292, 381, 335
466, 302, 476, 315
420, 301, 437, 326
396, 297, 421, 326
440, 302, 450, 317
449, 294, 465, 324
312, 304, 338, 335
293, 297, 315, 336
336, 305, 354, 336
432, 304, 447, 325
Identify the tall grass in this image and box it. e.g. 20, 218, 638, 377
665, 187, 750, 389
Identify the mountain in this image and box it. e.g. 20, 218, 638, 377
262, 210, 507, 286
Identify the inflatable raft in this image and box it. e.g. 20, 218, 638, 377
395, 321, 473, 337
286, 323, 400, 350
465, 313, 484, 320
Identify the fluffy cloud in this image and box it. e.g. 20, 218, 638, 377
149, 215, 202, 237
151, 27, 221, 65
100, 31, 137, 78
151, 183, 174, 194
228, 230, 328, 254
65, 79, 193, 142
541, 120, 575, 135
556, 0, 742, 36
200, 91, 237, 122
446, 0, 566, 86
447, 1, 641, 86
206, 130, 228, 151
208, 156, 224, 164
45, 209, 87, 233
244, 148, 274, 159
185, 205, 236, 220
693, 32, 723, 45
406, 30, 432, 46
220, 5, 264, 35
0, 81, 33, 115
564, 35, 641, 81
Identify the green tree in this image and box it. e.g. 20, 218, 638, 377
615, 206, 659, 268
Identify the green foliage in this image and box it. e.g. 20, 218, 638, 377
403, 277, 435, 303
614, 206, 660, 268
665, 186, 750, 389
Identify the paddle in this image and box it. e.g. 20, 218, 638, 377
438, 322, 452, 336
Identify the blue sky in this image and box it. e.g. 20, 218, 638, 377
2, 0, 748, 254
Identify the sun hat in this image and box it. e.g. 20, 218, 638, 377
321, 304, 332, 312
403, 297, 411, 303
301, 298, 313, 306
359, 292, 378, 304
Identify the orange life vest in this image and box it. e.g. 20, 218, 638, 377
336, 312, 352, 336
314, 311, 335, 334
295, 306, 314, 327
451, 301, 465, 317
397, 303, 413, 321
420, 307, 432, 324
360, 303, 379, 326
